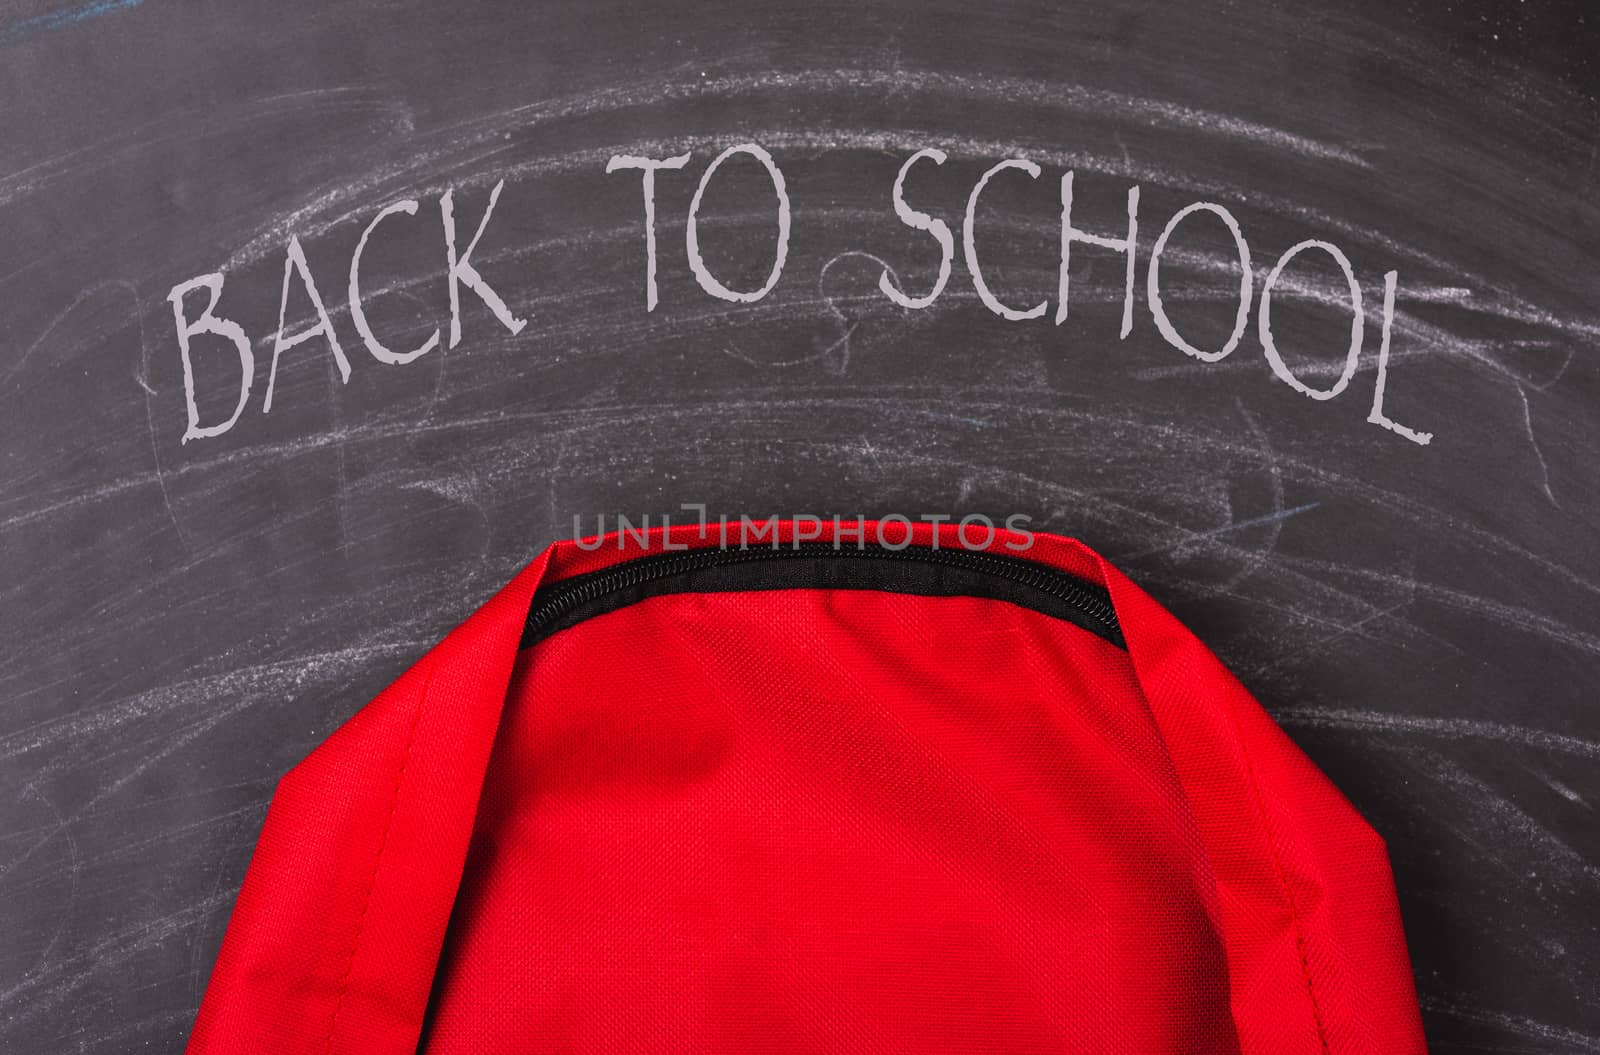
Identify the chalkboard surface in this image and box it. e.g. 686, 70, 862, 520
2, 1, 1596, 1051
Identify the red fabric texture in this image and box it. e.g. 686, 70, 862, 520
185, 521, 1427, 1055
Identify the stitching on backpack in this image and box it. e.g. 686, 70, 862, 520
1226, 700, 1335, 1055
323, 652, 438, 1054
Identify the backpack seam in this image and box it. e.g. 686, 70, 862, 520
323, 652, 438, 1053
1225, 697, 1335, 1054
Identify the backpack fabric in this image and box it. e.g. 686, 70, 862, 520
186, 520, 1427, 1054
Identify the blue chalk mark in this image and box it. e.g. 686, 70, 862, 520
0, 0, 143, 47
1195, 501, 1323, 540
891, 407, 992, 429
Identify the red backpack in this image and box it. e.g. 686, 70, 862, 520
186, 519, 1427, 1054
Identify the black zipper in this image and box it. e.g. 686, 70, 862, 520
520, 541, 1123, 650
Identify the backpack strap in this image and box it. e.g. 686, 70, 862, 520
185, 548, 553, 1055
1088, 548, 1426, 1055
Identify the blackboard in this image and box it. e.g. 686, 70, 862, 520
2, 1, 1597, 1051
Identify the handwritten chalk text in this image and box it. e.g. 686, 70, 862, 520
169, 144, 1432, 446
